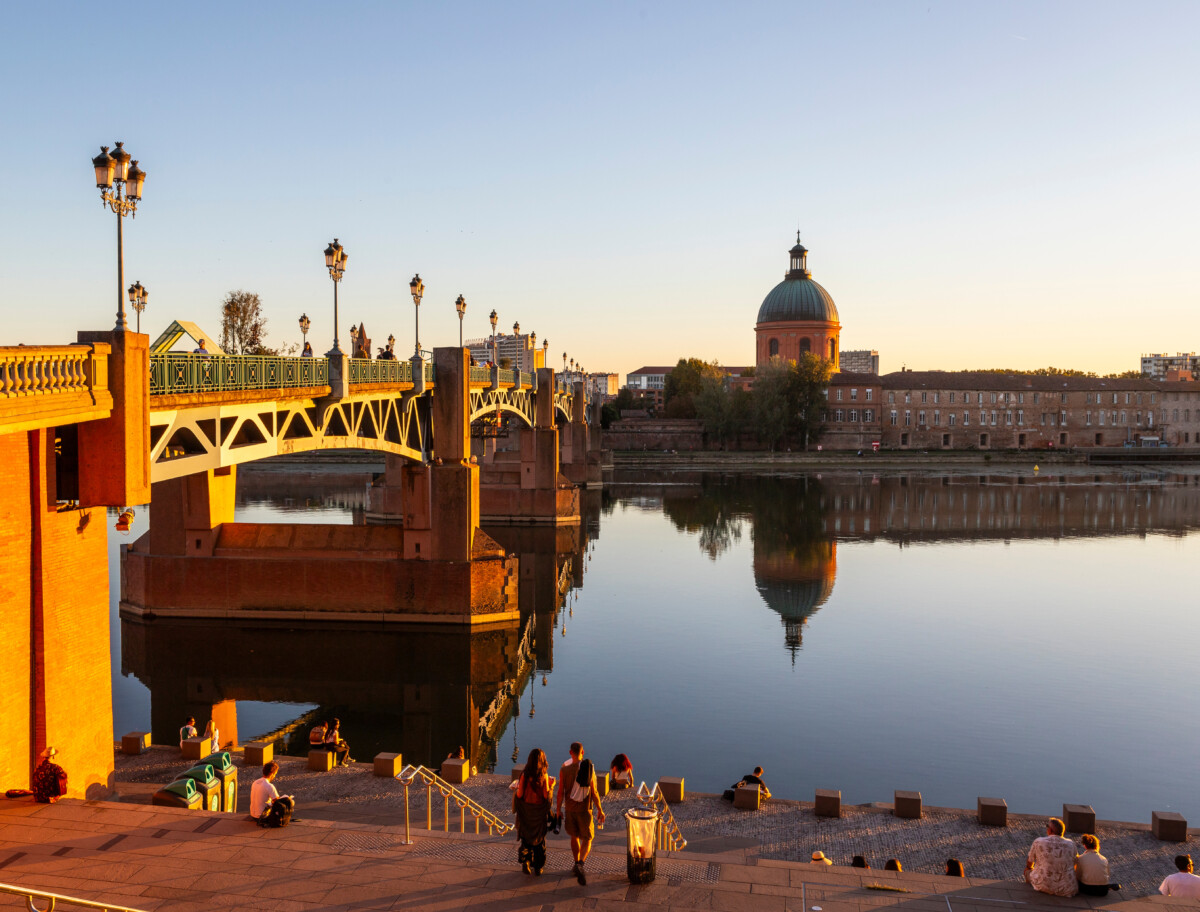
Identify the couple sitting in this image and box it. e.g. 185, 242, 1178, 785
1025, 818, 1120, 897
723, 766, 772, 802
308, 718, 354, 766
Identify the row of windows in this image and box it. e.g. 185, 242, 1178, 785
832, 388, 874, 401
883, 410, 1153, 429
886, 390, 1157, 406
767, 338, 837, 359
830, 409, 875, 423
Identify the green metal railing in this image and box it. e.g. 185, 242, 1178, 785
349, 358, 412, 384
469, 366, 491, 384
497, 369, 517, 386
149, 353, 328, 395
519, 371, 532, 387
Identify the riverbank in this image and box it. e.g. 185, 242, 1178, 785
611, 449, 1200, 470
114, 746, 1193, 899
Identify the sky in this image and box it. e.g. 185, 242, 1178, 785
3, 1, 1198, 379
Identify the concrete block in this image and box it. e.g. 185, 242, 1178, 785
308, 749, 334, 772
894, 790, 922, 819
243, 741, 272, 767
441, 758, 469, 784
658, 777, 684, 804
121, 732, 150, 755
1153, 811, 1188, 842
511, 764, 525, 781
814, 789, 842, 818
594, 771, 609, 798
977, 796, 1007, 827
182, 737, 211, 761
1063, 804, 1095, 834
373, 752, 402, 778
733, 784, 761, 810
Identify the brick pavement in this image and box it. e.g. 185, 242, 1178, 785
0, 798, 1194, 912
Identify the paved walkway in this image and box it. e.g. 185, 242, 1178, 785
0, 797, 1192, 912
112, 748, 1197, 900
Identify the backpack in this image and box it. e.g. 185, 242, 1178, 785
259, 796, 294, 828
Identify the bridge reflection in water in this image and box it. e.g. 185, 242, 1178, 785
119, 471, 600, 772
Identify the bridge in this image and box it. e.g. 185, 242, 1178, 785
0, 326, 605, 801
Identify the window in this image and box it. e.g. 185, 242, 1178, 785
1099, 411, 1105, 426
942, 433, 951, 447
949, 413, 956, 426
980, 433, 989, 447
918, 410, 926, 425
905, 392, 911, 404
1033, 392, 1040, 404
768, 338, 779, 357
1152, 393, 1156, 404
864, 409, 874, 422
851, 388, 858, 400
963, 411, 970, 426
905, 410, 912, 426
1018, 392, 1024, 404
1125, 393, 1130, 404
1040, 412, 1046, 426
1112, 393, 1118, 404
980, 410, 986, 425
990, 410, 998, 425
933, 410, 940, 425
1060, 411, 1067, 426
1136, 411, 1142, 425
1017, 409, 1024, 424
990, 393, 997, 404
800, 337, 812, 354
889, 410, 898, 425
921, 392, 927, 404
1137, 393, 1143, 405
866, 389, 873, 401
835, 409, 844, 422
888, 391, 895, 404
933, 392, 940, 404
1061, 392, 1067, 403
1005, 411, 1012, 425
1085, 411, 1091, 426
901, 433, 909, 446
1121, 410, 1127, 424
849, 409, 859, 422
1174, 409, 1180, 422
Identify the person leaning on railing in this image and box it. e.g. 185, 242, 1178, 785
301, 342, 313, 358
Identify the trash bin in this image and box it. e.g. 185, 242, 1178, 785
209, 750, 238, 812
152, 778, 202, 810
181, 763, 221, 811
625, 807, 659, 884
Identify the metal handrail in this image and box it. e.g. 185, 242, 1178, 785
395, 764, 514, 845
149, 353, 328, 395
636, 781, 687, 851
0, 881, 147, 912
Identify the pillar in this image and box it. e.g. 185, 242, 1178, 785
431, 347, 480, 561
148, 466, 237, 556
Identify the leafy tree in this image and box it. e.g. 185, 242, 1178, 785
600, 402, 620, 429
1104, 369, 1142, 379
614, 387, 635, 411
752, 357, 794, 451
751, 354, 832, 450
695, 374, 751, 448
664, 358, 724, 418
791, 352, 834, 449
219, 290, 279, 355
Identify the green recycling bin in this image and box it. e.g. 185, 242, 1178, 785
209, 751, 238, 812
152, 778, 202, 810
181, 763, 221, 812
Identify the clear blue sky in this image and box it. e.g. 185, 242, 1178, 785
4, 1, 1197, 378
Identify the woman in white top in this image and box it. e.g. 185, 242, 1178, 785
1075, 834, 1119, 897
203, 719, 219, 754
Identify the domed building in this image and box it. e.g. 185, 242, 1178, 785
755, 234, 840, 370
753, 540, 837, 658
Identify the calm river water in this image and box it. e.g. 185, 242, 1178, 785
109, 464, 1200, 821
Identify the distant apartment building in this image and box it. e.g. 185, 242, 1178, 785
839, 349, 880, 375
625, 366, 673, 410
466, 330, 544, 373
588, 372, 619, 401
1141, 352, 1198, 380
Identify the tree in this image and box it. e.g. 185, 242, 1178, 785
664, 358, 724, 418
751, 354, 833, 450
752, 357, 795, 451
614, 388, 635, 411
791, 352, 834, 449
695, 374, 751, 448
219, 290, 278, 355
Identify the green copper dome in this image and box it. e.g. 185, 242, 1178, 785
755, 237, 839, 325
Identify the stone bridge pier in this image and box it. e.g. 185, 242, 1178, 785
123, 347, 517, 625
476, 368, 581, 525
559, 379, 605, 488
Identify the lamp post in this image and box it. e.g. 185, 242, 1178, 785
349, 324, 359, 356
543, 339, 549, 370
127, 281, 148, 333
323, 239, 348, 354
489, 309, 498, 364
409, 274, 424, 357
92, 142, 146, 331
299, 313, 310, 346
455, 295, 467, 348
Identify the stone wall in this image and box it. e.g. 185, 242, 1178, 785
604, 419, 707, 451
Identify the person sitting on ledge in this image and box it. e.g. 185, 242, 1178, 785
610, 753, 634, 789
946, 858, 965, 877
324, 718, 352, 766
179, 716, 197, 749
884, 859, 903, 872
32, 747, 68, 804
811, 851, 833, 865
723, 766, 771, 801
1161, 855, 1200, 898
308, 720, 327, 751
1075, 833, 1120, 896
250, 761, 295, 827
1024, 817, 1078, 897
851, 855, 869, 869
448, 745, 466, 760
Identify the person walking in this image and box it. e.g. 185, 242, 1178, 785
32, 747, 68, 803
555, 742, 606, 885
513, 748, 555, 876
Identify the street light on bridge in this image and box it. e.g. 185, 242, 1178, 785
489, 309, 498, 364
455, 295, 467, 348
409, 273, 424, 357
323, 239, 348, 355
92, 142, 146, 332
127, 281, 148, 333
299, 313, 311, 346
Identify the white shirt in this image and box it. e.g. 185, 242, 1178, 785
209, 727, 220, 752
250, 777, 279, 818
1160, 872, 1200, 897
179, 725, 196, 748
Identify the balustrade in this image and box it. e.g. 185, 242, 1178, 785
0, 345, 104, 399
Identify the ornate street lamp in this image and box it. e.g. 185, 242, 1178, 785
489, 309, 498, 364
542, 338, 549, 369
323, 239, 348, 354
127, 281, 148, 333
454, 294, 467, 348
562, 352, 567, 372
299, 313, 311, 346
409, 273, 424, 356
92, 141, 146, 331
349, 324, 359, 355
387, 333, 395, 356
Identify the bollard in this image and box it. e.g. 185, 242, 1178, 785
814, 789, 842, 818
894, 790, 922, 819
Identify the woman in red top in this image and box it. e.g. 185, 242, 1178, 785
513, 748, 555, 876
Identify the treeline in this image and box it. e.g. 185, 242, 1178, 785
968, 366, 1142, 379
618, 355, 834, 450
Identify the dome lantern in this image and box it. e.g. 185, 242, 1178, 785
787, 230, 810, 279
